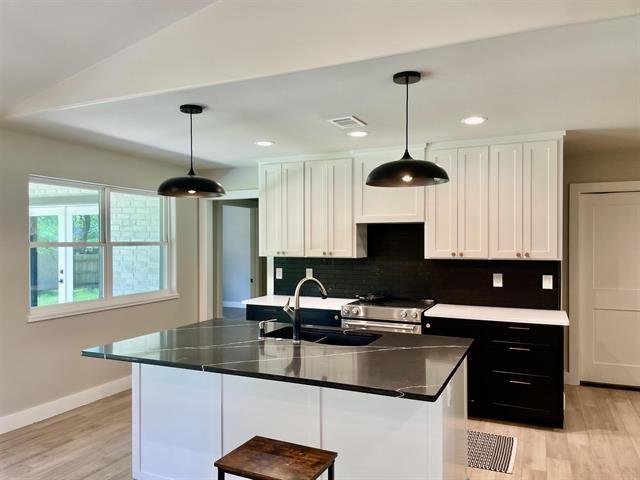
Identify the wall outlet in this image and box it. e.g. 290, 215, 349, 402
275, 268, 283, 280
305, 268, 313, 279
493, 273, 503, 288
542, 274, 553, 290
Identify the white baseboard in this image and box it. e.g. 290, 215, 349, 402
0, 375, 131, 434
222, 301, 246, 309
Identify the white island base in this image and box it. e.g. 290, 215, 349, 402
131, 362, 467, 480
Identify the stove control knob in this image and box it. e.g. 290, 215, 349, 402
400, 310, 407, 318
411, 311, 418, 319
342, 307, 350, 315
351, 307, 360, 315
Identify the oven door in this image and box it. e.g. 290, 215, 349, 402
342, 319, 422, 335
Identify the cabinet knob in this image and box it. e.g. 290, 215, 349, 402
425, 323, 431, 329
451, 252, 456, 257
524, 252, 530, 258
328, 251, 333, 256
322, 251, 326, 256
282, 251, 286, 255
459, 252, 464, 257
516, 252, 522, 258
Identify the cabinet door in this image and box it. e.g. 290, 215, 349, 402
280, 162, 305, 257
457, 147, 489, 258
258, 164, 282, 256
425, 149, 458, 258
327, 158, 353, 257
523, 141, 558, 259
489, 144, 523, 259
354, 152, 425, 223
304, 161, 329, 257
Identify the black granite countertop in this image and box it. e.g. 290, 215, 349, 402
82, 318, 472, 402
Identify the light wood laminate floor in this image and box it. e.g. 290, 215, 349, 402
1, 385, 639, 479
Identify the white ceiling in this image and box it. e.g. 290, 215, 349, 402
0, 0, 214, 115
7, 15, 640, 168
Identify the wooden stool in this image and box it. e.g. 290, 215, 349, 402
215, 436, 337, 480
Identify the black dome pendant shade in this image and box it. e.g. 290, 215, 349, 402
366, 71, 449, 187
157, 104, 226, 198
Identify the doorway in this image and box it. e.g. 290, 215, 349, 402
571, 184, 640, 387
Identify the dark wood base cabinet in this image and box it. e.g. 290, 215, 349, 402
423, 317, 564, 428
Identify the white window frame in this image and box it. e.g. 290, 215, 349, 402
28, 176, 178, 322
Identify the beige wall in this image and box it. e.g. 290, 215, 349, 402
561, 147, 640, 372
0, 128, 199, 417
203, 165, 258, 191
562, 148, 640, 306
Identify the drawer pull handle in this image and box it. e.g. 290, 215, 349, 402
509, 380, 531, 385
509, 347, 531, 352
508, 326, 530, 331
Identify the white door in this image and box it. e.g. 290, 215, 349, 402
457, 146, 489, 258
258, 164, 282, 256
426, 149, 458, 259
353, 152, 425, 223
280, 162, 304, 257
304, 161, 329, 257
327, 158, 353, 257
489, 143, 523, 259
523, 140, 558, 259
580, 191, 640, 386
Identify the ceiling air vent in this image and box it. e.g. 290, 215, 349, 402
327, 115, 367, 129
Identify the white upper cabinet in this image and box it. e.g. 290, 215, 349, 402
457, 146, 489, 258
426, 149, 458, 258
304, 160, 329, 257
523, 141, 558, 259
258, 162, 304, 257
305, 158, 365, 258
426, 147, 489, 259
489, 140, 560, 260
354, 151, 425, 223
489, 143, 524, 259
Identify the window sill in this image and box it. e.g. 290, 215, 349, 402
27, 291, 181, 323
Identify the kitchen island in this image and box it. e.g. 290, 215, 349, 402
83, 318, 472, 480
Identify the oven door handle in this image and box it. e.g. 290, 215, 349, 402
343, 320, 420, 334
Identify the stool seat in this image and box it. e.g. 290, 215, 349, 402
214, 436, 337, 480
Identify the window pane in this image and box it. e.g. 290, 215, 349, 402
29, 181, 100, 242
29, 247, 103, 307
112, 245, 166, 296
110, 192, 163, 242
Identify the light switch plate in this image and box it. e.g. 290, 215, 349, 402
542, 274, 553, 290
305, 268, 313, 279
493, 273, 503, 288
275, 268, 283, 280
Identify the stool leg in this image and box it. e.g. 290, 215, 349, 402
328, 462, 334, 480
217, 468, 225, 480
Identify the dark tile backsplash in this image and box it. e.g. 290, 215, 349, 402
274, 223, 561, 310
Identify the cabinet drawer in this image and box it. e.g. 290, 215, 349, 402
487, 341, 555, 377
489, 371, 557, 412
487, 322, 560, 346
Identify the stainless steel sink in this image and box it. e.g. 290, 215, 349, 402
264, 326, 380, 346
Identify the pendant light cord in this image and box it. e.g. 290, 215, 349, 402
405, 81, 409, 153
188, 112, 195, 176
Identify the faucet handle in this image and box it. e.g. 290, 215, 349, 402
283, 297, 294, 315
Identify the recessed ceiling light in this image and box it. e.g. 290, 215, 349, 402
461, 116, 487, 126
255, 140, 274, 147
347, 131, 368, 138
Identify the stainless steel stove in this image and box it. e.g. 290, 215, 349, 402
341, 298, 436, 335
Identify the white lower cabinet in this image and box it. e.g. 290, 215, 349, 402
354, 151, 425, 223
305, 158, 366, 258
426, 147, 488, 259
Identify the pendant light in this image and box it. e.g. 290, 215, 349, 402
366, 71, 449, 187
157, 104, 226, 198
